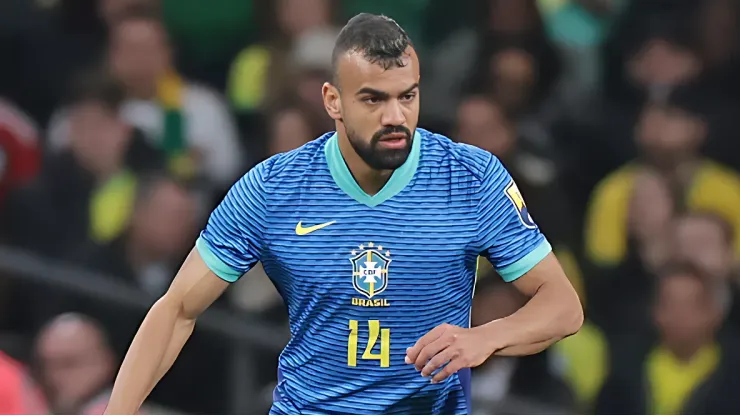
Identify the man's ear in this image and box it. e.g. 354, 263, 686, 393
322, 82, 342, 121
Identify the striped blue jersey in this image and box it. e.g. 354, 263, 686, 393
197, 128, 551, 415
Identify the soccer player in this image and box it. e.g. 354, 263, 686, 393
105, 13, 583, 415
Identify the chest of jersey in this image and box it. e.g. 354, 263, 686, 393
261, 185, 480, 311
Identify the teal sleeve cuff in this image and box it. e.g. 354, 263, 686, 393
496, 239, 552, 282
195, 236, 243, 283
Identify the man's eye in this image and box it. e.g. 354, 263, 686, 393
363, 97, 380, 104
400, 93, 416, 102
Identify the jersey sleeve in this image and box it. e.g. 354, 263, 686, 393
195, 163, 269, 283
476, 154, 551, 282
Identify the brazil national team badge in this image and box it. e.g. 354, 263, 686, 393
350, 243, 391, 305
505, 180, 537, 229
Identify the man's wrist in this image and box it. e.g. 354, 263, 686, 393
476, 318, 516, 355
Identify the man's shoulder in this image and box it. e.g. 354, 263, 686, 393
700, 159, 740, 189
419, 128, 496, 181
248, 133, 333, 185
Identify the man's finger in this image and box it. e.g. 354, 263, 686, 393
414, 335, 452, 371
431, 358, 465, 384
405, 325, 447, 363
421, 348, 456, 377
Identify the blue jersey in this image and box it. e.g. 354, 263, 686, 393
197, 128, 551, 414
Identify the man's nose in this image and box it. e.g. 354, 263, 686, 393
381, 100, 406, 126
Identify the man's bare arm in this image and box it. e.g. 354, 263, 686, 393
104, 247, 230, 414
484, 252, 583, 356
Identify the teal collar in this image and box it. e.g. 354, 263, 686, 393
324, 130, 421, 207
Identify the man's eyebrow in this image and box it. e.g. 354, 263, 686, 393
355, 87, 389, 99
399, 83, 420, 96
355, 83, 419, 98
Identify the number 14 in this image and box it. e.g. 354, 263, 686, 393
347, 320, 390, 367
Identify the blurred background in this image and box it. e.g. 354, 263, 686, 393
2, 0, 740, 414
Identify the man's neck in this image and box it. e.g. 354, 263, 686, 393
337, 131, 393, 195
655, 158, 700, 189
126, 84, 158, 101
663, 340, 713, 363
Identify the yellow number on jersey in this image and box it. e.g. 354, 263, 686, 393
347, 320, 390, 367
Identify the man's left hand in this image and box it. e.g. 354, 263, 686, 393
405, 324, 498, 383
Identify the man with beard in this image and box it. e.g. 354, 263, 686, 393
105, 13, 582, 415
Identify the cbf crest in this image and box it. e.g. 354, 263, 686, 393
350, 242, 392, 307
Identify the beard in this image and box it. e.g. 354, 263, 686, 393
346, 125, 413, 170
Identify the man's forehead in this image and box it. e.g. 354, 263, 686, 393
114, 19, 166, 43
336, 48, 420, 91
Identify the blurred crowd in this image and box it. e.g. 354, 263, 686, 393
1, 0, 740, 414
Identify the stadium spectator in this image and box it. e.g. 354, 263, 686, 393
669, 212, 740, 328
79, 175, 198, 298
624, 19, 703, 104
287, 26, 340, 133
424, 0, 560, 129
482, 47, 540, 119
585, 87, 740, 270
227, 0, 337, 114
5, 72, 164, 258
586, 165, 674, 335
5, 72, 161, 250
596, 264, 740, 414
48, 6, 243, 191
33, 313, 121, 415
590, 10, 707, 187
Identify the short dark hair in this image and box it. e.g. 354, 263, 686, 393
66, 71, 125, 112
331, 13, 413, 82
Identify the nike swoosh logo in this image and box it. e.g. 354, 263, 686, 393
295, 221, 336, 235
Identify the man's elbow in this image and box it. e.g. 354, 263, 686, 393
152, 293, 197, 325
560, 293, 584, 337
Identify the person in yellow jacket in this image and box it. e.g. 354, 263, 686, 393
585, 91, 740, 269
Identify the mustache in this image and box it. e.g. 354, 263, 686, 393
371, 126, 412, 143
